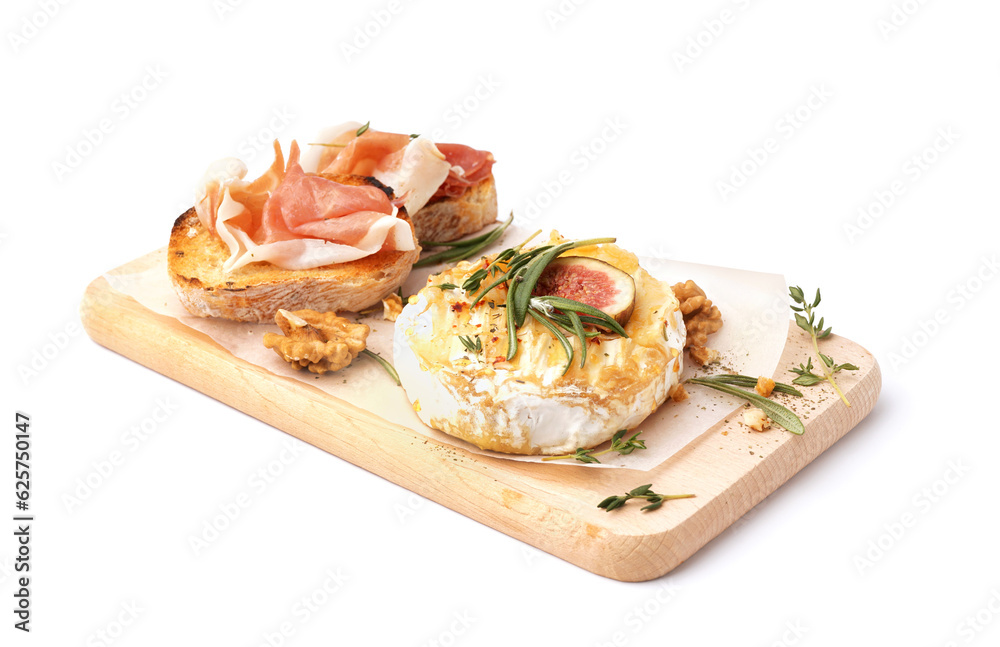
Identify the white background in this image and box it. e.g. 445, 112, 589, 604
3, 0, 999, 645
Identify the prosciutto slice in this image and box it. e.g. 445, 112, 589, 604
301, 124, 495, 216
194, 140, 415, 273
434, 143, 495, 198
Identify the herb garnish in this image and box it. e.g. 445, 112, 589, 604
453, 233, 625, 372
430, 283, 460, 290
356, 121, 370, 137
457, 334, 483, 357
542, 430, 647, 463
696, 374, 803, 397
359, 349, 400, 386
686, 377, 805, 435
598, 484, 695, 512
414, 214, 514, 268
789, 286, 858, 406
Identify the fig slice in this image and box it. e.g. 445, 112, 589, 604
533, 257, 636, 326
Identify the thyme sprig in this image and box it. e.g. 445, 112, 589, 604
542, 430, 647, 463
307, 121, 370, 148
414, 214, 514, 268
598, 485, 695, 512
789, 286, 858, 407
457, 334, 483, 357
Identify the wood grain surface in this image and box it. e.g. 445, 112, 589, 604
80, 255, 881, 582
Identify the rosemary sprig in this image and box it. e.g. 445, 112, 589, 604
695, 374, 803, 397
542, 430, 647, 463
451, 234, 625, 370
356, 121, 370, 136
359, 349, 400, 386
413, 214, 514, 268
686, 377, 805, 435
531, 296, 628, 337
511, 238, 616, 327
430, 283, 459, 290
598, 484, 695, 512
457, 334, 483, 357
789, 286, 858, 407
527, 309, 574, 374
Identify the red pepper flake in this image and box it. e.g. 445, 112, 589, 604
451, 303, 465, 313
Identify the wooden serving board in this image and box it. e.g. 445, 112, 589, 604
80, 254, 881, 582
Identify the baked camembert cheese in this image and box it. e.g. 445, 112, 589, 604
393, 233, 687, 455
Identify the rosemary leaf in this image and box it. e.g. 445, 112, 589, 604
360, 349, 400, 386
695, 374, 803, 397
686, 378, 805, 435
567, 310, 587, 368
413, 214, 513, 268
505, 267, 522, 361
527, 309, 574, 375
532, 296, 628, 338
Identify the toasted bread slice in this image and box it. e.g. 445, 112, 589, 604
168, 174, 420, 323
409, 175, 498, 243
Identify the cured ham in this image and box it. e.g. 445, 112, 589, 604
434, 143, 495, 198
195, 140, 415, 272
300, 121, 495, 216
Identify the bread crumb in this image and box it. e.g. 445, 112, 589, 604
755, 376, 775, 397
742, 408, 771, 432
670, 384, 689, 403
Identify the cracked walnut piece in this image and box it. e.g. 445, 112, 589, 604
263, 309, 369, 374
382, 293, 403, 322
671, 280, 723, 365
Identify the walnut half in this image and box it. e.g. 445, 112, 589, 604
263, 309, 370, 374
671, 280, 723, 365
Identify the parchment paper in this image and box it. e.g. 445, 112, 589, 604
105, 226, 788, 470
